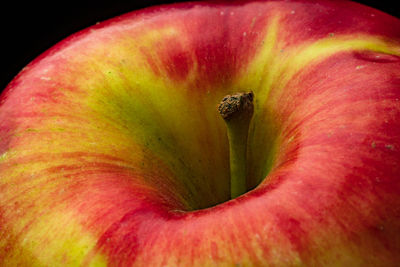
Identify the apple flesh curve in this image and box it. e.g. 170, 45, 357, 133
1, 0, 400, 266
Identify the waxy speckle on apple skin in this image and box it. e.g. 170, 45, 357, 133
1, 0, 400, 266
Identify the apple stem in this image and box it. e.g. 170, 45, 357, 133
218, 91, 254, 199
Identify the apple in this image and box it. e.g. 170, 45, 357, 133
1, 0, 400, 266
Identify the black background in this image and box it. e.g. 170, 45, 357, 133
1, 1, 398, 91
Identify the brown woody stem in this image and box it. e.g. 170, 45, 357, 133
218, 92, 254, 199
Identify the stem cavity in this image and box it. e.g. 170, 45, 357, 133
218, 91, 254, 199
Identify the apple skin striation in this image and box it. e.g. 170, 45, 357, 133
1, 0, 400, 266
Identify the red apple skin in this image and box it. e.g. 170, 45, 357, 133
1, 0, 400, 266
